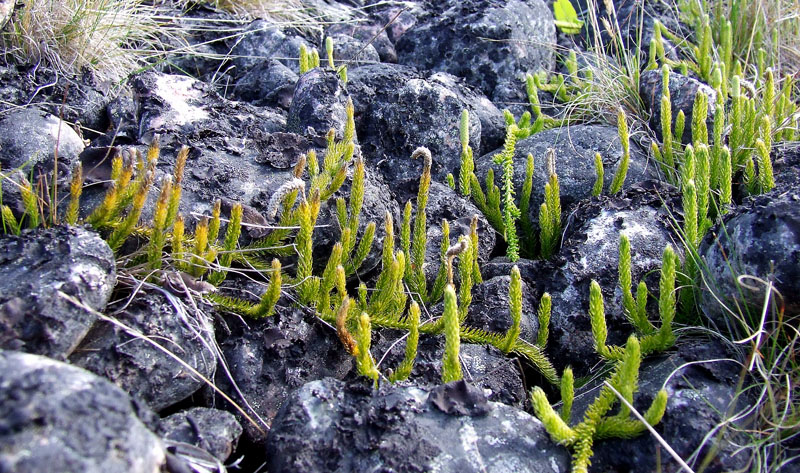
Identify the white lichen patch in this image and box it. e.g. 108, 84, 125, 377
152, 75, 209, 128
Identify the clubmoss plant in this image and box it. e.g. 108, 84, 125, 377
458, 110, 475, 197
492, 124, 522, 261
532, 335, 668, 473
609, 108, 630, 194
539, 149, 562, 259
441, 284, 463, 383
592, 242, 678, 361
592, 153, 604, 197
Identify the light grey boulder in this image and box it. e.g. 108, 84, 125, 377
0, 350, 166, 473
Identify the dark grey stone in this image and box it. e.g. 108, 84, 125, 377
395, 0, 556, 111
327, 22, 397, 63
206, 306, 354, 445
233, 59, 298, 109
265, 377, 570, 473
0, 350, 166, 473
700, 186, 800, 332
372, 333, 526, 408
158, 407, 242, 461
467, 274, 540, 345
640, 69, 717, 144
0, 108, 85, 213
70, 289, 216, 412
347, 63, 483, 196
475, 124, 655, 234
287, 67, 351, 141
0, 226, 116, 359
231, 21, 310, 74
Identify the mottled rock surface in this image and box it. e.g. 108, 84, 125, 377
347, 64, 483, 196
70, 289, 216, 412
0, 226, 116, 359
396, 0, 556, 111
207, 306, 354, 444
700, 186, 800, 331
573, 338, 753, 473
158, 407, 242, 461
0, 350, 165, 473
266, 378, 570, 473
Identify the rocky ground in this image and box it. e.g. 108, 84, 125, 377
1, 0, 798, 472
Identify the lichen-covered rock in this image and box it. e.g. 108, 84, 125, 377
0, 350, 166, 473
395, 0, 556, 111
700, 187, 800, 331
347, 63, 483, 195
327, 22, 397, 63
206, 306, 354, 445
640, 69, 717, 144
234, 59, 299, 109
571, 338, 753, 473
475, 124, 654, 232
158, 407, 242, 461
230, 21, 310, 74
287, 67, 351, 141
70, 289, 216, 412
124, 71, 286, 146
0, 226, 116, 359
265, 377, 570, 472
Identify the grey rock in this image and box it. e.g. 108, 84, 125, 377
347, 63, 483, 195
467, 274, 540, 345
326, 33, 381, 66
0, 226, 116, 359
327, 22, 397, 63
0, 108, 85, 212
396, 0, 556, 111
287, 67, 351, 141
265, 377, 570, 473
0, 350, 166, 473
773, 143, 800, 191
231, 21, 310, 74
158, 407, 242, 461
207, 306, 354, 444
428, 72, 507, 154
700, 186, 800, 332
640, 69, 717, 144
373, 333, 526, 408
132, 72, 286, 143
233, 59, 298, 109
475, 124, 655, 234
70, 289, 216, 412
571, 338, 753, 473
